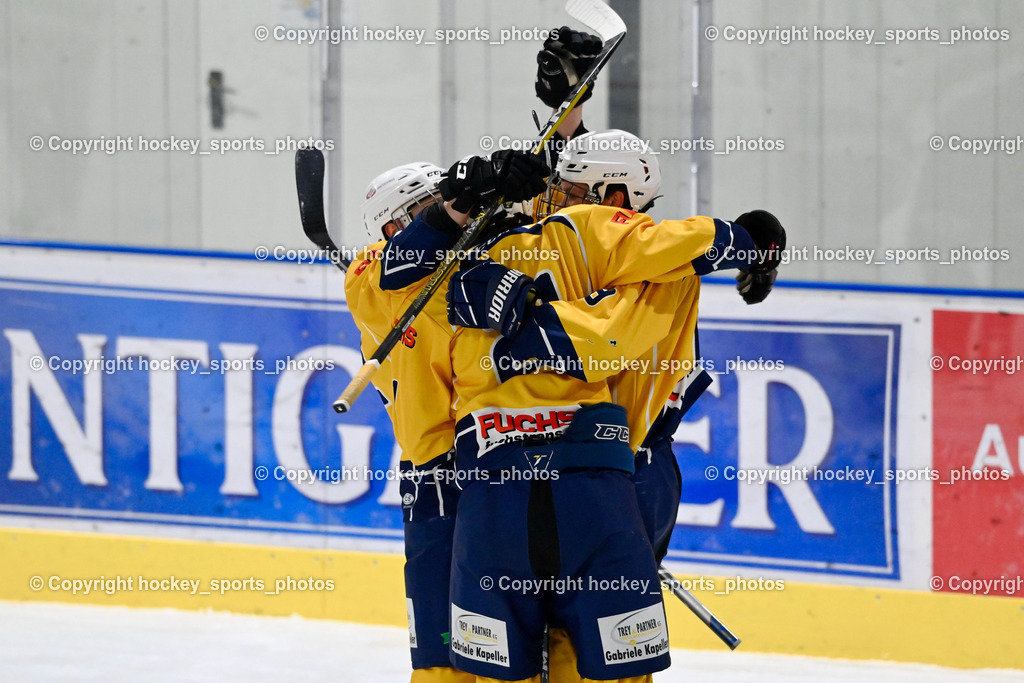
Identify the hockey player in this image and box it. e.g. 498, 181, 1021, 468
352, 161, 457, 683
382, 130, 784, 681
347, 27, 604, 683
348, 151, 548, 683
354, 161, 692, 683
349, 26, 780, 680
446, 134, 781, 571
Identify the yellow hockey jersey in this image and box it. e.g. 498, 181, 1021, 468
345, 242, 459, 468
346, 203, 749, 466
345, 244, 691, 465
448, 205, 726, 461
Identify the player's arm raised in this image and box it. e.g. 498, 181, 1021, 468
377, 151, 548, 291
537, 26, 602, 148
574, 206, 785, 289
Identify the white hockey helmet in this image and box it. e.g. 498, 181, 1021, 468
534, 129, 661, 219
361, 162, 444, 241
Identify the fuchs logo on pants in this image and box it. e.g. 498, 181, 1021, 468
597, 602, 669, 664
469, 405, 579, 457
451, 604, 510, 667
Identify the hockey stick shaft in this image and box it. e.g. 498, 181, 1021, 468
333, 3, 625, 414
658, 566, 741, 650
541, 623, 550, 683
333, 83, 593, 414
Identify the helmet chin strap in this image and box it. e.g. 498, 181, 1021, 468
638, 193, 662, 213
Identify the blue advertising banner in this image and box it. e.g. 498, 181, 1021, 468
667, 320, 900, 579
0, 271, 900, 580
0, 279, 403, 539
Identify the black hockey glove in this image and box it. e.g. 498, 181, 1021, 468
438, 150, 549, 214
735, 269, 778, 305
447, 258, 537, 337
734, 210, 786, 270
733, 210, 786, 305
535, 26, 603, 108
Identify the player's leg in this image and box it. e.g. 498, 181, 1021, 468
449, 477, 548, 681
410, 668, 477, 683
500, 402, 668, 681
402, 456, 475, 683
447, 492, 581, 683
552, 468, 670, 680
632, 437, 682, 563
470, 676, 650, 683
632, 368, 714, 562
547, 626, 582, 682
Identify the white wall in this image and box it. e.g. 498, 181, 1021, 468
708, 0, 1024, 290
1, 0, 1021, 289
1, 0, 320, 252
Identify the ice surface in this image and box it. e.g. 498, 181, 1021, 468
1, 601, 1020, 682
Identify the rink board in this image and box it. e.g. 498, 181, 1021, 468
2, 528, 1022, 670
1, 243, 1023, 669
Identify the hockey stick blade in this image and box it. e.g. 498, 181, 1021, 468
658, 566, 741, 650
566, 0, 626, 42
295, 148, 348, 271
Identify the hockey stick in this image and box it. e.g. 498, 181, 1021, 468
332, 0, 626, 413
295, 147, 349, 272
541, 624, 550, 683
658, 566, 741, 650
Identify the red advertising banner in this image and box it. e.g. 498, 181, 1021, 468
932, 310, 1024, 597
